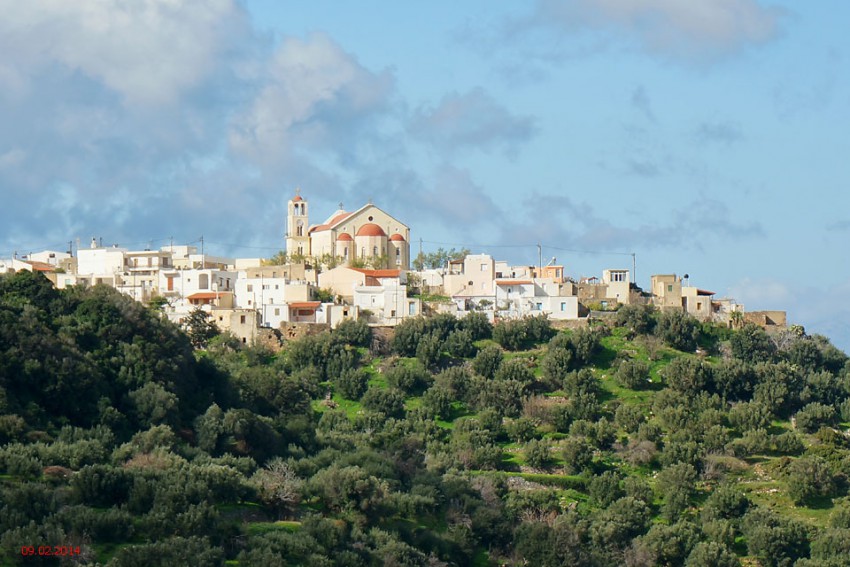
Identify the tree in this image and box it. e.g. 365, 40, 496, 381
183, 307, 219, 349
251, 458, 303, 519
472, 345, 503, 379
731, 324, 776, 364
524, 439, 551, 469
662, 357, 712, 396
263, 251, 288, 266
615, 304, 656, 336
655, 310, 700, 352
616, 359, 650, 390
786, 456, 838, 505
685, 542, 740, 567
336, 368, 369, 400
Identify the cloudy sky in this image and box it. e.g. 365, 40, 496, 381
1, 1, 848, 349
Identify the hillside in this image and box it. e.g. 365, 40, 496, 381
2, 269, 850, 566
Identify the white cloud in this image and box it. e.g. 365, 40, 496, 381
532, 0, 782, 60
229, 33, 395, 168
0, 0, 250, 105
409, 88, 536, 155
729, 276, 850, 353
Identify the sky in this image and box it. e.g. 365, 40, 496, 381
1, 1, 849, 350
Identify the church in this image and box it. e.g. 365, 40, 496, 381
285, 191, 411, 269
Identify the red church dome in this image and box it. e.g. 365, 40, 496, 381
356, 223, 386, 237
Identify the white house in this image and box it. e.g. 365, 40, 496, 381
353, 278, 420, 325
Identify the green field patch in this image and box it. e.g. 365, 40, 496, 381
247, 520, 302, 535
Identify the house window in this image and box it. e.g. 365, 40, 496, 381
373, 246, 378, 256
248, 300, 252, 306
344, 248, 348, 258
275, 284, 279, 290
240, 315, 246, 324
199, 274, 209, 289
667, 285, 673, 292
274, 308, 280, 316
247, 284, 253, 292
480, 264, 487, 272
560, 302, 566, 312
536, 303, 543, 310
361, 247, 366, 258
409, 302, 416, 315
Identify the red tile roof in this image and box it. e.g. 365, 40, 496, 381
187, 292, 230, 300
25, 261, 56, 272
356, 223, 386, 237
337, 232, 354, 241
289, 301, 321, 309
350, 268, 401, 278
292, 195, 303, 202
496, 280, 532, 285
389, 233, 406, 242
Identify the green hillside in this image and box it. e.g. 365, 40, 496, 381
2, 269, 850, 566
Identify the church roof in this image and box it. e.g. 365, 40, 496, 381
309, 210, 353, 233
356, 223, 386, 237
292, 195, 303, 202
336, 233, 354, 242
389, 233, 406, 242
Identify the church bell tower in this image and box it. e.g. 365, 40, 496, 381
285, 188, 310, 258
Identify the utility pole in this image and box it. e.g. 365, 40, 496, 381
419, 238, 423, 269
632, 253, 636, 286
200, 235, 204, 270
537, 243, 542, 276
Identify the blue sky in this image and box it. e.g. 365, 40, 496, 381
1, 1, 848, 350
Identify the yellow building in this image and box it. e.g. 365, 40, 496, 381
285, 190, 410, 269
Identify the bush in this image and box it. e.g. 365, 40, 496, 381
730, 324, 776, 364
729, 401, 773, 432
615, 304, 656, 335
655, 310, 700, 352
361, 388, 406, 419
495, 358, 534, 386
444, 329, 476, 358
786, 456, 838, 505
524, 439, 551, 469
335, 368, 369, 401
794, 402, 836, 434
616, 359, 650, 390
472, 345, 503, 379
384, 362, 431, 395
662, 357, 712, 396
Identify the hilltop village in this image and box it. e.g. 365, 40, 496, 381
0, 191, 785, 344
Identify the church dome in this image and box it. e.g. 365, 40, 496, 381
292, 195, 303, 202
356, 223, 386, 237
389, 233, 406, 242
337, 232, 354, 242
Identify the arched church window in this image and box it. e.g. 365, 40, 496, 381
373, 246, 378, 256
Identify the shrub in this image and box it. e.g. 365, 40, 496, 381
655, 310, 700, 352
616, 359, 650, 390
794, 402, 836, 434
335, 368, 369, 401
472, 345, 503, 379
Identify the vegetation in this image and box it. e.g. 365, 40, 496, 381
2, 269, 850, 566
